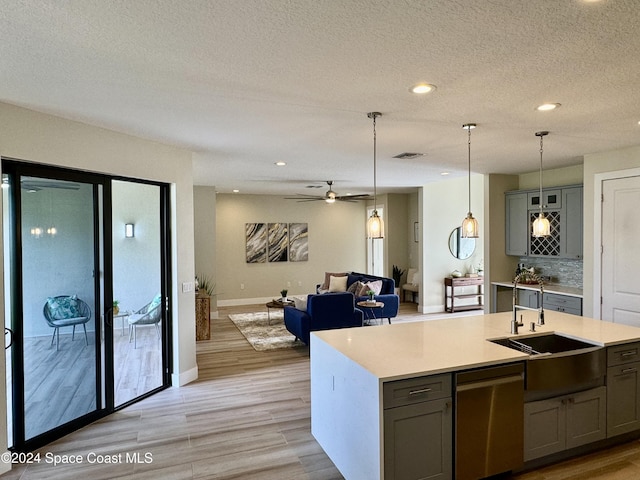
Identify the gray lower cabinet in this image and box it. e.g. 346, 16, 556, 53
543, 293, 582, 316
383, 375, 452, 480
518, 289, 539, 309
524, 386, 606, 461
607, 342, 640, 437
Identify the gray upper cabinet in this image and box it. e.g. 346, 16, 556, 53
505, 192, 528, 256
505, 185, 583, 258
561, 186, 583, 259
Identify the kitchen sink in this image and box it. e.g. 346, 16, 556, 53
488, 333, 605, 391
489, 332, 600, 355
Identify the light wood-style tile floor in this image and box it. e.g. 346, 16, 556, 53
2, 302, 640, 479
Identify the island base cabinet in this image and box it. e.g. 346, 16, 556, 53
524, 387, 606, 461
607, 361, 640, 437
384, 397, 452, 480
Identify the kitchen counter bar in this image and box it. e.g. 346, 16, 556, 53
310, 312, 640, 480
311, 311, 637, 381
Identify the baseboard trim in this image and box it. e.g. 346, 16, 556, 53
0, 456, 10, 476
172, 365, 198, 387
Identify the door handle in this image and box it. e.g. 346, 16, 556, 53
5, 327, 12, 349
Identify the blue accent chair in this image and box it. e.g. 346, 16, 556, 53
284, 292, 364, 346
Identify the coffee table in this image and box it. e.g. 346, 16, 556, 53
266, 299, 295, 325
356, 300, 384, 325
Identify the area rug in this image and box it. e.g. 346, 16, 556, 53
228, 311, 306, 351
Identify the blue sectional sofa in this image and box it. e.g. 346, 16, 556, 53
283, 292, 363, 345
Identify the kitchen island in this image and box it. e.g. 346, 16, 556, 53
310, 311, 640, 480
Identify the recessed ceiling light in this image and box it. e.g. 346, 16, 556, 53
409, 83, 437, 95
275, 161, 286, 166
536, 103, 561, 112
441, 172, 450, 176
232, 189, 240, 193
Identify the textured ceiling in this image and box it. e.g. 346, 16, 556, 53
2, 0, 640, 196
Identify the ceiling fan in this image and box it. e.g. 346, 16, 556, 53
285, 181, 370, 203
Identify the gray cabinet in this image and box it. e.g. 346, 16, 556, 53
607, 342, 640, 437
518, 289, 539, 309
561, 186, 583, 259
505, 192, 528, 256
524, 386, 606, 461
505, 185, 583, 258
543, 293, 582, 316
383, 374, 452, 480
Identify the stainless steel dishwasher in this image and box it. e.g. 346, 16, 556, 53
455, 362, 525, 480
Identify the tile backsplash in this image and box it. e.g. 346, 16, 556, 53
518, 257, 583, 289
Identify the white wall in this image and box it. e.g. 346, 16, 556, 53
583, 145, 640, 317
215, 193, 367, 304
420, 174, 484, 313
193, 185, 217, 314
518, 164, 584, 190
0, 103, 197, 403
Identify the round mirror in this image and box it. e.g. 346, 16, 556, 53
448, 227, 476, 260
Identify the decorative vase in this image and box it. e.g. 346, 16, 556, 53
113, 306, 120, 315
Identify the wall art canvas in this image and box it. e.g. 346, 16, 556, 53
245, 223, 267, 263
288, 223, 308, 262
268, 222, 288, 262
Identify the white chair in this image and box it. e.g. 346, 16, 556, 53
402, 269, 420, 303
128, 295, 162, 348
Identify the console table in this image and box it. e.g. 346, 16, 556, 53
444, 276, 484, 313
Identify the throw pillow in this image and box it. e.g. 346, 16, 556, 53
365, 280, 383, 295
328, 275, 348, 292
321, 271, 347, 290
356, 282, 370, 297
347, 280, 364, 295
411, 271, 420, 285
47, 295, 80, 320
293, 296, 308, 312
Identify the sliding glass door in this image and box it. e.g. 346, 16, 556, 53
3, 160, 171, 451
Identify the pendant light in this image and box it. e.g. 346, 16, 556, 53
367, 112, 384, 239
532, 131, 551, 237
461, 123, 479, 238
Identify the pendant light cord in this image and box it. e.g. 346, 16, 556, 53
373, 113, 377, 209
467, 126, 472, 214
539, 133, 544, 214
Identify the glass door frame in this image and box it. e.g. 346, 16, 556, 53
2, 159, 172, 452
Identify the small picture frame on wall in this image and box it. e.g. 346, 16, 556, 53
414, 222, 419, 243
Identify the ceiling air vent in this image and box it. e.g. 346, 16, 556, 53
393, 152, 425, 159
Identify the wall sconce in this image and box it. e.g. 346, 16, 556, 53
125, 223, 135, 238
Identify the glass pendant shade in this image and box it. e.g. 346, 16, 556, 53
462, 212, 479, 238
532, 212, 551, 237
367, 210, 384, 239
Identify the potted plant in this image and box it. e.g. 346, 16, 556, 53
367, 290, 376, 301
195, 274, 216, 297
280, 289, 288, 302
392, 265, 405, 295
113, 300, 120, 315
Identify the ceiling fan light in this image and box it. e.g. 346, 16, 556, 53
462, 212, 479, 238
367, 211, 384, 239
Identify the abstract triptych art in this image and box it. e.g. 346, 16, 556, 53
245, 222, 308, 263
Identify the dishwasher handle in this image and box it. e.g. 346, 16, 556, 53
456, 374, 523, 392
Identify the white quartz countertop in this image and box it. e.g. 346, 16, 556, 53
492, 281, 583, 298
311, 311, 640, 381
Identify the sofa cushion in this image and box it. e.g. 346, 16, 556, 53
329, 275, 348, 292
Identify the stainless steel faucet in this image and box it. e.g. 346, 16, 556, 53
512, 271, 545, 334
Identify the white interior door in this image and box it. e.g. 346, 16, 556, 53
601, 175, 640, 324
